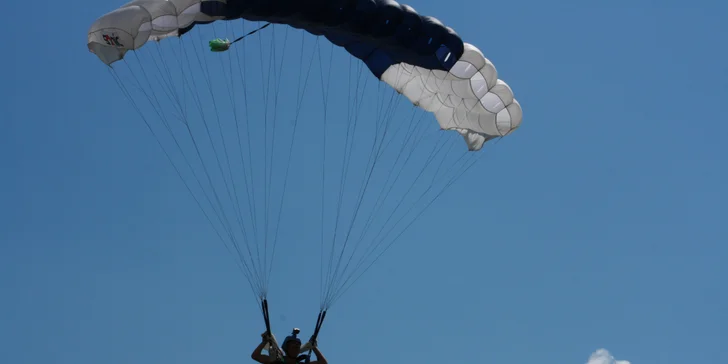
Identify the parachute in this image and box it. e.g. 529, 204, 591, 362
87, 0, 522, 340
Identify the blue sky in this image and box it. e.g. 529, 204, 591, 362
1, 1, 726, 364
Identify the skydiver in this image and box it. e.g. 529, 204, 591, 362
251, 330, 327, 364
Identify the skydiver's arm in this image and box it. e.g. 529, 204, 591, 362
308, 346, 327, 364
251, 341, 274, 364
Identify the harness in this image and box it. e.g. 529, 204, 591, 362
275, 356, 309, 364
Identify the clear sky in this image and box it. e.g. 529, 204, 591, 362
1, 1, 726, 364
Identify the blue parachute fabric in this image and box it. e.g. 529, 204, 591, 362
182, 0, 465, 78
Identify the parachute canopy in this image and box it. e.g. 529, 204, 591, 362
88, 0, 522, 151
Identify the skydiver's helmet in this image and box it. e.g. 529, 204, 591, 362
282, 328, 302, 357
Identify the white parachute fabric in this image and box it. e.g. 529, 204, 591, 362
121, 0, 179, 41
381, 43, 523, 151
88, 0, 226, 65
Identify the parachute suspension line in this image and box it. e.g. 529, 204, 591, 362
319, 50, 358, 308
322, 57, 402, 310
138, 46, 232, 236
215, 22, 252, 236
350, 129, 483, 286
122, 52, 236, 248
330, 155, 482, 305
235, 20, 261, 256
145, 42, 248, 273
231, 20, 258, 252
328, 149, 482, 305
153, 31, 261, 298
261, 24, 295, 295
356, 106, 431, 240
228, 20, 270, 298
315, 36, 327, 309
320, 57, 354, 309
322, 75, 404, 307
211, 23, 258, 282
173, 20, 304, 300
193, 29, 245, 248
106, 64, 262, 298
182, 33, 266, 296
257, 22, 280, 295
216, 20, 282, 299
264, 25, 285, 290
197, 21, 290, 298
184, 31, 268, 296
162, 39, 194, 125
321, 60, 370, 309
349, 110, 427, 255
361, 135, 457, 246
345, 68, 409, 230
178, 37, 243, 248
268, 29, 319, 288
176, 37, 243, 254
220, 21, 259, 261
166, 23, 320, 301
321, 64, 407, 309
326, 109, 426, 302
195, 21, 313, 299
146, 46, 180, 119
257, 22, 274, 286
318, 52, 341, 308
246, 22, 267, 267
314, 60, 483, 308
316, 40, 336, 311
